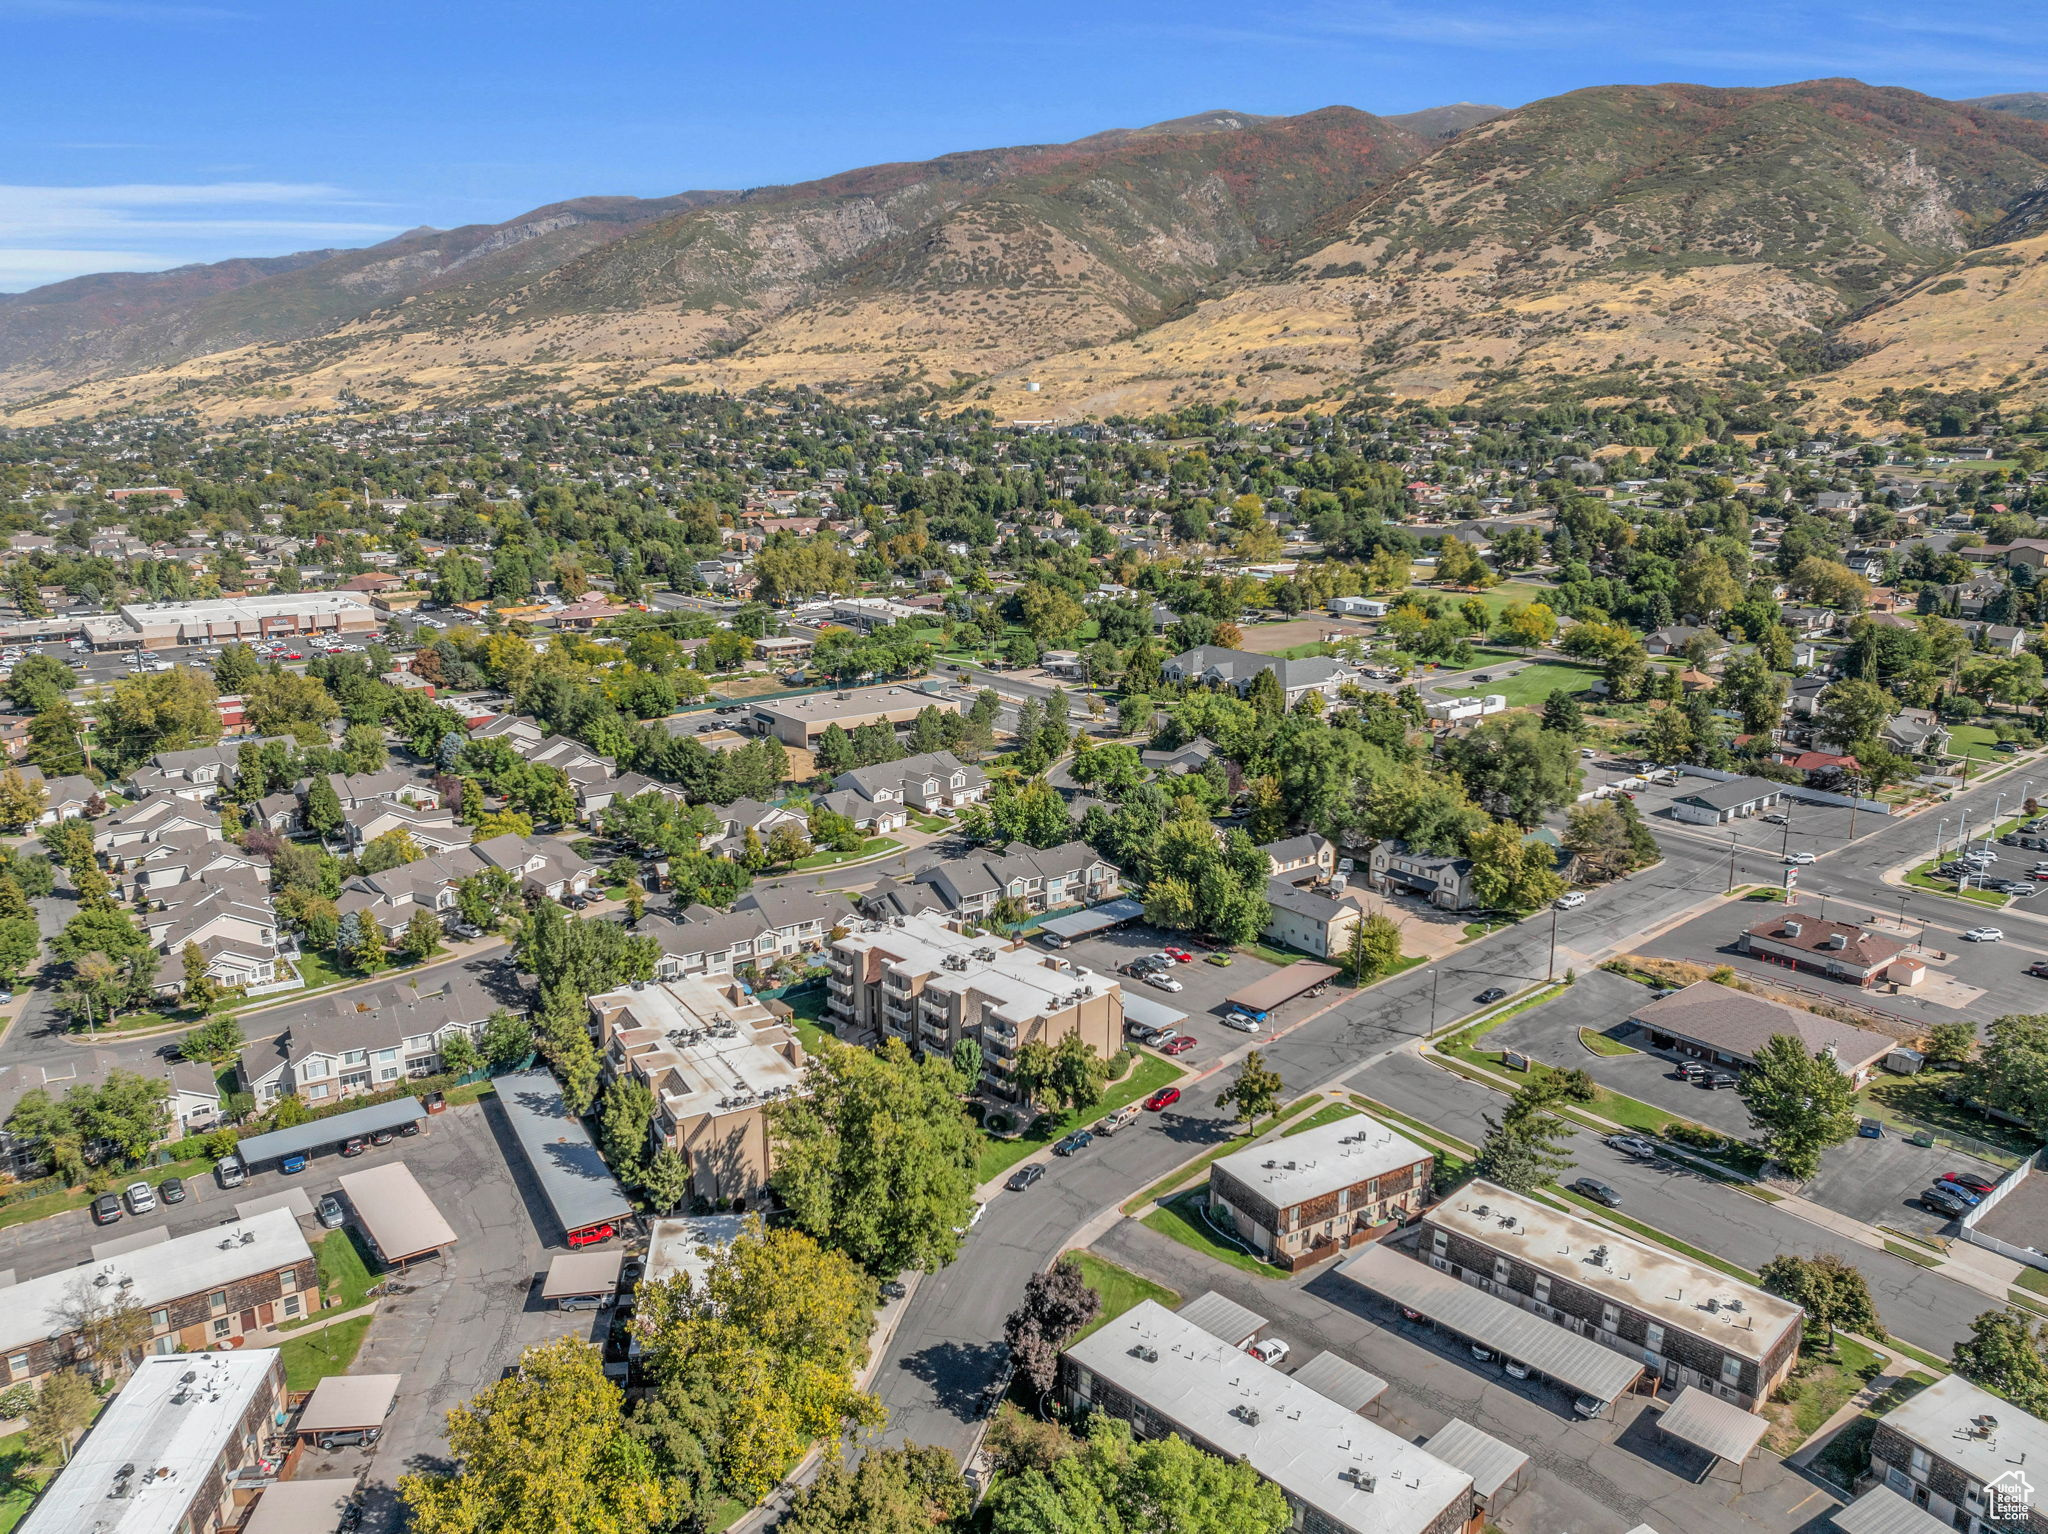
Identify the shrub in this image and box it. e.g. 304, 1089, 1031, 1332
1664, 1121, 1728, 1152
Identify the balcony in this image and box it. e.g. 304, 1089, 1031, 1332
883, 1000, 912, 1026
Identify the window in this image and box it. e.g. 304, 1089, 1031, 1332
341, 1049, 367, 1065
1533, 1275, 1551, 1304
212, 1318, 232, 1339
374, 1048, 397, 1064
378, 1065, 400, 1082
5, 1354, 24, 1381
282, 1295, 302, 1319
1910, 1446, 1931, 1478
1492, 1257, 1510, 1285
150, 1309, 171, 1333
209, 1291, 228, 1317
1431, 1230, 1448, 1258
1601, 1303, 1621, 1333
305, 1083, 330, 1101
1644, 1323, 1665, 1355
300, 1059, 328, 1079
278, 1268, 297, 1294
1720, 1356, 1744, 1386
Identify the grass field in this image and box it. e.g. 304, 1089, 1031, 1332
280, 1314, 373, 1391
1438, 661, 1606, 709
1399, 580, 1553, 619
1069, 1254, 1181, 1342
1281, 1102, 1362, 1137
1811, 1372, 1936, 1489
0, 1429, 43, 1533
1947, 724, 2010, 763
1761, 1334, 1887, 1456
1578, 1026, 1640, 1057
278, 1228, 380, 1329
972, 1054, 1184, 1183
1141, 1191, 1280, 1277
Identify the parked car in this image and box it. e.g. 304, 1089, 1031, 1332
1604, 1134, 1657, 1158
1474, 987, 1508, 1004
1942, 1172, 1997, 1197
1052, 1130, 1095, 1157
1161, 1035, 1197, 1056
1144, 1087, 1182, 1111
1143, 972, 1184, 993
216, 1156, 246, 1188
1761, 813, 1788, 825
369, 1129, 395, 1147
567, 1222, 616, 1248
1922, 1186, 1971, 1216
1966, 927, 2006, 943
91, 1193, 121, 1225
1204, 952, 1235, 966
1570, 1178, 1621, 1207
1006, 1163, 1046, 1192
1221, 1011, 1262, 1033
1504, 1360, 1532, 1379
316, 1194, 347, 1229
280, 1152, 308, 1174
1555, 891, 1586, 909
123, 1181, 157, 1215
1705, 1072, 1740, 1090
1674, 1060, 1707, 1080
1163, 947, 1193, 963
340, 1136, 367, 1157
1247, 1337, 1290, 1365
158, 1176, 186, 1205
1857, 1118, 1885, 1138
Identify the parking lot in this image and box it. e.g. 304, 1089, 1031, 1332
1051, 925, 1314, 1066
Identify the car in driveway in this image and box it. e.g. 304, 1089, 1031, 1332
316, 1194, 347, 1229
1144, 1087, 1182, 1111
1160, 1035, 1197, 1056
1474, 986, 1507, 1004
1965, 927, 2005, 943
1944, 1171, 1998, 1196
1569, 1177, 1622, 1207
1704, 1072, 1740, 1090
1006, 1162, 1046, 1191
1246, 1337, 1289, 1365
1052, 1130, 1095, 1157
91, 1193, 121, 1225
1142, 972, 1184, 993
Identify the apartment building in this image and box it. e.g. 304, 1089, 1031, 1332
0, 1208, 315, 1387
335, 832, 594, 937
1207, 1113, 1433, 1270
236, 971, 516, 1107
751, 683, 961, 748
827, 912, 1122, 1099
1418, 1181, 1803, 1409
860, 841, 1122, 925
19, 1350, 287, 1534
589, 976, 808, 1206
1865, 1372, 2048, 1534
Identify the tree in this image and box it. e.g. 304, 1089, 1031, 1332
950, 1037, 983, 1094
303, 776, 343, 838
641, 1146, 692, 1214
1004, 1256, 1102, 1395
1498, 600, 1557, 649
400, 1336, 686, 1534
479, 1007, 532, 1069
1345, 911, 1404, 984
400, 908, 441, 963
1966, 1013, 2048, 1135
438, 1032, 483, 1080
1464, 818, 1566, 912
812, 722, 856, 777
1442, 717, 1583, 827
0, 916, 36, 985
1475, 1073, 1591, 1192
1953, 1308, 2048, 1414
1924, 1020, 1978, 1069
96, 667, 220, 771
1562, 798, 1659, 881
341, 722, 389, 774
179, 942, 227, 1015
178, 1015, 243, 1066
212, 643, 262, 693
26, 1369, 97, 1464
5, 654, 74, 716
1216, 1051, 1284, 1130
335, 910, 387, 973
1041, 1034, 1109, 1116
1816, 678, 1898, 752
1737, 1033, 1859, 1179
598, 1075, 656, 1188
360, 828, 425, 873
986, 1414, 1291, 1534
765, 821, 812, 868
40, 816, 93, 874
778, 1444, 970, 1534
0, 769, 47, 833
26, 702, 87, 779
242, 669, 338, 743
1758, 1252, 1883, 1346
767, 1038, 977, 1275
51, 1274, 152, 1381
1540, 689, 1584, 736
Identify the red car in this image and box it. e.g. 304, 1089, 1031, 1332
283, 652, 303, 660
1943, 1172, 1998, 1196
1160, 1036, 1196, 1056
339, 1136, 366, 1157
567, 1222, 616, 1248
1164, 947, 1193, 964
1144, 1087, 1182, 1111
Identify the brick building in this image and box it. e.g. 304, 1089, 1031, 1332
1206, 1113, 1433, 1270
1419, 1181, 1802, 1409
1866, 1372, 2048, 1534
1738, 910, 1909, 988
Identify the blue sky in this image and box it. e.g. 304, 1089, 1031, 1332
4, 0, 2047, 291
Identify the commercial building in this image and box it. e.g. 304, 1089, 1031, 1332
19, 1349, 286, 1534
1630, 981, 1896, 1087
84, 591, 380, 651
588, 977, 808, 1208
826, 913, 1122, 1101
1061, 1299, 1478, 1534
1865, 1371, 2048, 1534
1206, 1112, 1433, 1270
1416, 1181, 1803, 1409
1668, 777, 1785, 824
751, 683, 961, 748
1739, 910, 1911, 989
0, 1207, 316, 1387
496, 1069, 635, 1245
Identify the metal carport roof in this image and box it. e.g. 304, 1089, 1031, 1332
296, 1374, 401, 1435
1117, 992, 1187, 1033
495, 1070, 633, 1238
1290, 1350, 1388, 1413
243, 1479, 357, 1534
233, 1096, 425, 1165
1657, 1386, 1770, 1464
544, 1250, 624, 1300
1425, 1418, 1530, 1501
338, 1161, 457, 1264
1039, 897, 1145, 941
1336, 1244, 1644, 1404
1176, 1290, 1268, 1347
1831, 1486, 1954, 1534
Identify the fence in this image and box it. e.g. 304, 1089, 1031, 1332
1959, 1149, 2048, 1274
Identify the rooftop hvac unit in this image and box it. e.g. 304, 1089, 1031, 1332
1472, 1205, 1490, 1219
1591, 1244, 1610, 1268
1129, 1345, 1159, 1362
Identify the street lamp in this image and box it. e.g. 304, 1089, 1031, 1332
1934, 817, 1949, 863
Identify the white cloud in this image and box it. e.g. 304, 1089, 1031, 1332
0, 181, 404, 291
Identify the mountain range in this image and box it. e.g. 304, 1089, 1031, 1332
8, 80, 2048, 426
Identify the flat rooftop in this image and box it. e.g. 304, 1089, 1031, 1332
494, 1070, 634, 1237
20, 1350, 279, 1534
1425, 1181, 1802, 1364
1065, 1301, 1471, 1534
756, 684, 956, 725
837, 913, 1120, 1029
0, 1206, 309, 1356
644, 1214, 746, 1290
592, 976, 806, 1124
1878, 1371, 2048, 1483
1210, 1112, 1430, 1208
118, 591, 374, 625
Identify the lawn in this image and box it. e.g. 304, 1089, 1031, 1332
786, 836, 898, 872
1069, 1253, 1181, 1343
1399, 581, 1553, 620
1761, 1333, 1887, 1456
1948, 724, 2009, 763
1438, 661, 1607, 710
972, 1054, 1185, 1183
280, 1228, 378, 1327
1863, 1074, 2039, 1164
1141, 1191, 1281, 1277
1282, 1102, 1362, 1138
1904, 859, 2010, 908
2014, 1266, 2048, 1298
0, 1429, 43, 1534
280, 1314, 373, 1391
1578, 1026, 1640, 1057
1811, 1372, 1937, 1490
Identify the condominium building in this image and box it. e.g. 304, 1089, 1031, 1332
1864, 1372, 2048, 1534
826, 912, 1121, 1099
588, 976, 809, 1207
1206, 1113, 1433, 1270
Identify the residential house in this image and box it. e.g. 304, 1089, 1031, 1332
1160, 646, 1350, 706
1258, 833, 1337, 880
1644, 625, 1724, 658
1261, 877, 1365, 960
830, 751, 988, 816
1367, 840, 1476, 911
860, 841, 1122, 923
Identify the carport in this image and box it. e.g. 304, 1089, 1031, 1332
1120, 991, 1187, 1036
1176, 1289, 1267, 1348
543, 1250, 624, 1309
1655, 1386, 1770, 1486
243, 1479, 357, 1534
1337, 1245, 1645, 1414
1291, 1350, 1388, 1416
1424, 1417, 1530, 1513
337, 1161, 456, 1269
232, 1096, 425, 1170
1830, 1485, 1955, 1534
294, 1373, 400, 1447
1038, 897, 1145, 945
496, 1069, 634, 1246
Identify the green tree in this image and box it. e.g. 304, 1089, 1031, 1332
1216, 1050, 1284, 1130
1345, 911, 1404, 984
1952, 1307, 2048, 1415
1967, 1013, 2048, 1135
97, 667, 220, 772
767, 1038, 976, 1275
778, 1443, 970, 1534
303, 776, 343, 838
765, 821, 812, 868
479, 1007, 532, 1069
1475, 1072, 1591, 1191
26, 703, 88, 779
179, 942, 226, 1015
1539, 689, 1584, 735
1816, 678, 1898, 752
1004, 1255, 1102, 1394
598, 1075, 656, 1189
178, 1015, 244, 1066
1737, 1032, 1859, 1178
400, 1336, 686, 1534
1758, 1252, 1884, 1346
335, 910, 387, 973
812, 723, 856, 777
26, 1368, 98, 1464
438, 1032, 483, 1080
641, 1146, 692, 1214
986, 1414, 1291, 1534
1923, 1020, 1977, 1069
0, 917, 39, 986
400, 908, 441, 963
212, 643, 262, 693
0, 769, 47, 833
5, 654, 75, 715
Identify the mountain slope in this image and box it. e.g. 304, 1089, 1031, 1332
1958, 92, 2048, 121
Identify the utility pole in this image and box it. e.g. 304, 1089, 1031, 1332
1726, 832, 1738, 894
1548, 903, 1559, 984
1780, 806, 1794, 861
